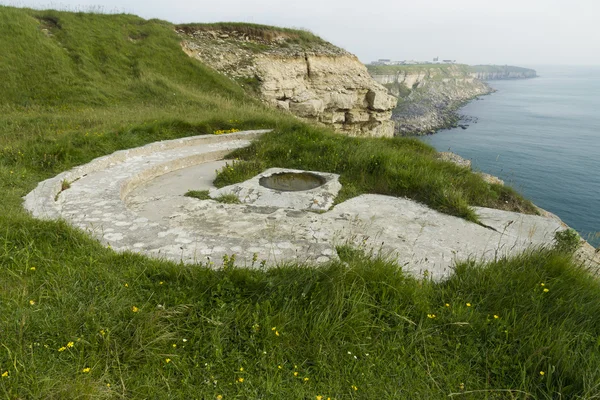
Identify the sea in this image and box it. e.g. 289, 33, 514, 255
421, 66, 600, 248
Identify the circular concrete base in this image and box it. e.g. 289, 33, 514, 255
23, 129, 568, 279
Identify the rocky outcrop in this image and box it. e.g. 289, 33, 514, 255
368, 64, 491, 135
177, 26, 396, 137
437, 152, 505, 185
469, 65, 537, 80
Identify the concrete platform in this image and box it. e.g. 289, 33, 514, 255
23, 130, 570, 279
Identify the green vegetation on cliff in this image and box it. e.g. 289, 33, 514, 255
177, 22, 329, 47
366, 63, 491, 134
1, 6, 598, 399
469, 65, 537, 79
367, 62, 472, 77
469, 64, 537, 74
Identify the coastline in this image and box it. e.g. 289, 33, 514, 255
421, 72, 600, 254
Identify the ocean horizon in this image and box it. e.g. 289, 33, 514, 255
422, 65, 600, 247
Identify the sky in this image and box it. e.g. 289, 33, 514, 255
4, 0, 600, 66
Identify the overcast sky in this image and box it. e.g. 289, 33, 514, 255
5, 0, 600, 65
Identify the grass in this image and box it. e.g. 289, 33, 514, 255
176, 22, 328, 47
2, 223, 600, 398
0, 5, 598, 399
214, 126, 537, 222
367, 63, 472, 76
214, 193, 242, 204
184, 190, 211, 200
470, 65, 537, 75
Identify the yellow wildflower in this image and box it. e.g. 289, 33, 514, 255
107, 383, 111, 388
275, 330, 280, 336
543, 288, 549, 293
459, 383, 465, 390
1, 371, 8, 377
216, 396, 223, 400
540, 371, 545, 376
132, 306, 139, 313
303, 377, 309, 382
294, 371, 299, 377
165, 358, 171, 363
466, 303, 471, 307
494, 315, 499, 319
316, 396, 323, 400
82, 367, 90, 373
427, 314, 436, 319
67, 341, 74, 348
159, 281, 164, 285
58, 346, 66, 352
540, 283, 545, 286
29, 300, 35, 305
239, 367, 244, 372
125, 283, 129, 287
172, 344, 177, 348
100, 329, 106, 336
237, 377, 244, 383
278, 365, 282, 369
30, 267, 36, 271
445, 303, 450, 307
352, 385, 358, 391
271, 327, 276, 331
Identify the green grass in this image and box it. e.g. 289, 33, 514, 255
469, 65, 537, 75
214, 126, 537, 222
0, 5, 598, 399
214, 193, 242, 204
367, 63, 471, 76
2, 221, 600, 398
176, 22, 329, 47
184, 190, 211, 200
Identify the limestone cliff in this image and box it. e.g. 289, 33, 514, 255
368, 64, 491, 135
176, 25, 396, 137
469, 65, 537, 80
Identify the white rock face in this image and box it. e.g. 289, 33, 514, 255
177, 28, 396, 137
368, 65, 492, 134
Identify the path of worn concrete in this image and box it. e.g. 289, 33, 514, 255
24, 130, 573, 279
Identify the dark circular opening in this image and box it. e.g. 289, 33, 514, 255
259, 172, 326, 192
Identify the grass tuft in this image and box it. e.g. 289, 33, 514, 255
184, 189, 210, 200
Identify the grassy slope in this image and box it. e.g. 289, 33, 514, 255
1, 6, 599, 399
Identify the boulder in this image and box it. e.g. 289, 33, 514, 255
437, 152, 472, 169
289, 99, 324, 117
366, 89, 397, 111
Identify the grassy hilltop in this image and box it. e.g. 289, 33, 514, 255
1, 6, 600, 399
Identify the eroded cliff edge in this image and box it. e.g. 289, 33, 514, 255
177, 24, 396, 137
368, 64, 492, 135
470, 65, 537, 80
367, 64, 537, 135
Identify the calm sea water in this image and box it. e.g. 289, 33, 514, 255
421, 66, 600, 247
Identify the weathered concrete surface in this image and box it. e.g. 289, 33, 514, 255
24, 131, 569, 280
210, 168, 341, 212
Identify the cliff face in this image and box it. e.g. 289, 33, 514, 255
469, 65, 537, 80
177, 26, 396, 137
368, 64, 491, 135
